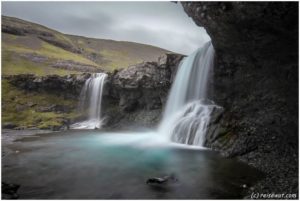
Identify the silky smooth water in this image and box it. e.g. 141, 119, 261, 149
71, 73, 107, 129
71, 42, 216, 147
169, 100, 222, 145
159, 41, 216, 146
3, 131, 262, 199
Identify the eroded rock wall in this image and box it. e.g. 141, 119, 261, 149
102, 53, 184, 129
4, 73, 89, 99
4, 53, 184, 130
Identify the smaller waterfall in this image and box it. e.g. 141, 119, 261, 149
71, 73, 107, 129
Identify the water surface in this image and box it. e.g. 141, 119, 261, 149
2, 130, 262, 199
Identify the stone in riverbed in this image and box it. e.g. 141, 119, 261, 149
2, 182, 20, 199
146, 174, 178, 186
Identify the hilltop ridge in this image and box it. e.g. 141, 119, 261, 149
2, 15, 172, 75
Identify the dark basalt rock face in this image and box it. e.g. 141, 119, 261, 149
182, 2, 298, 196
102, 53, 184, 129
4, 73, 90, 99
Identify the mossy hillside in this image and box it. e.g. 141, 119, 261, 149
2, 32, 101, 76
100, 49, 143, 70
69, 35, 169, 71
2, 15, 77, 52
2, 80, 81, 129
2, 16, 171, 74
70, 37, 146, 70
1, 15, 172, 130
2, 33, 99, 65
2, 50, 80, 76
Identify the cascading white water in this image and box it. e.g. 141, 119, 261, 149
71, 73, 107, 129
159, 41, 215, 146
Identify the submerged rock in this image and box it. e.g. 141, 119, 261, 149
2, 182, 20, 199
146, 174, 178, 186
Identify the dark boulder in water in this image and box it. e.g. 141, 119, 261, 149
146, 174, 178, 186
2, 182, 20, 199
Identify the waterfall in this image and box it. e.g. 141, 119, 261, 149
71, 73, 107, 129
159, 41, 216, 146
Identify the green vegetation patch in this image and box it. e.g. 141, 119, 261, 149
2, 16, 171, 74
100, 50, 143, 70
2, 50, 80, 76
3, 36, 99, 66
2, 80, 80, 129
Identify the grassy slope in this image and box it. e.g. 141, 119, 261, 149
2, 39, 83, 76
2, 80, 80, 129
2, 16, 171, 73
68, 35, 170, 70
1, 15, 171, 129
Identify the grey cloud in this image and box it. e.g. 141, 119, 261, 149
1, 1, 210, 54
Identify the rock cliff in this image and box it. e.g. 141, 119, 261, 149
3, 53, 184, 130
182, 2, 298, 196
101, 53, 184, 129
4, 73, 89, 98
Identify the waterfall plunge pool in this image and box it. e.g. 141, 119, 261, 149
3, 130, 263, 199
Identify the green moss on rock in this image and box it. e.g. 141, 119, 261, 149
2, 80, 80, 129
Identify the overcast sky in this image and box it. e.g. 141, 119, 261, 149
2, 2, 210, 55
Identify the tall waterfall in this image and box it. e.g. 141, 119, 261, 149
71, 73, 107, 129
159, 41, 216, 146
